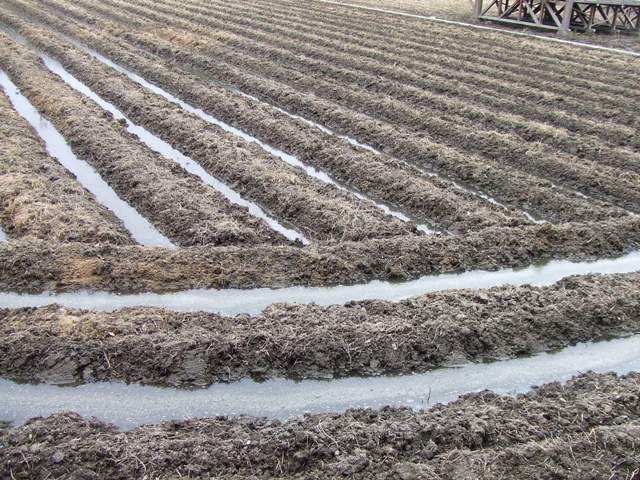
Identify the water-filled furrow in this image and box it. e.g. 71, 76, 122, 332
1, 335, 638, 430
57, 34, 432, 233
0, 227, 7, 242
0, 69, 174, 248
1, 251, 638, 315
1, 26, 308, 245
232, 84, 544, 225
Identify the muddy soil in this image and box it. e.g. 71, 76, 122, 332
1, 272, 639, 386
0, 90, 133, 245
1, 16, 416, 244
112, 0, 640, 128
0, 13, 527, 234
127, 2, 633, 161
94, 0, 640, 210
0, 34, 291, 248
1, 216, 639, 293
1, 372, 639, 478
8, 1, 627, 225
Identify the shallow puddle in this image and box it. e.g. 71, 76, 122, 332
1, 251, 638, 314
1, 335, 638, 429
0, 226, 7, 242
0, 69, 174, 248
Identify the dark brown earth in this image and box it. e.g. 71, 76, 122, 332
0, 11, 521, 234
1, 372, 639, 478
0, 32, 291, 248
1, 216, 639, 293
0, 89, 133, 245
1, 272, 639, 386
5, 0, 635, 224
0, 18, 417, 245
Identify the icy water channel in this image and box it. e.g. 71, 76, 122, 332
0, 68, 174, 248
1, 251, 639, 315
1, 25, 307, 245
1, 336, 638, 430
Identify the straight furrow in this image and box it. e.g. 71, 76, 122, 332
0, 89, 133, 245
123, 21, 640, 209
35, 13, 629, 222
0, 11, 532, 232
0, 27, 416, 243
231, 0, 639, 81
133, 0, 640, 123
63, 0, 640, 154
0, 35, 292, 248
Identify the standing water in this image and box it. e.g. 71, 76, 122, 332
0, 69, 174, 248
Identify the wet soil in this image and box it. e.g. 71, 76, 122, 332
1, 372, 639, 478
38, 2, 633, 223
0, 89, 133, 245
126, 0, 640, 159
12, 19, 417, 244
7, 0, 633, 224
0, 34, 290, 248
1, 216, 639, 293
1, 272, 639, 386
0, 8, 525, 234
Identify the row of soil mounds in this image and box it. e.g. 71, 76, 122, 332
1, 272, 639, 386
1, 372, 638, 478
6, 0, 635, 227
1, 216, 639, 293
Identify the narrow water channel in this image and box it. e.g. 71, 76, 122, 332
1, 335, 638, 430
1, 25, 308, 245
0, 69, 174, 248
55, 29, 438, 233
1, 250, 638, 314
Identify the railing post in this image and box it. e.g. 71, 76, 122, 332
474, 0, 484, 17
560, 0, 575, 33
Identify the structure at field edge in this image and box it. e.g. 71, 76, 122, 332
474, 0, 640, 34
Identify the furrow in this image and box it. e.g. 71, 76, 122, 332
0, 34, 291, 248
0, 12, 534, 233
1, 215, 639, 293
0, 88, 134, 245
1, 272, 640, 385
126, 0, 640, 124
60, 14, 628, 223
0, 25, 415, 243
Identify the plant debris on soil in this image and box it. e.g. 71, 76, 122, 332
1, 372, 639, 479
1, 0, 639, 476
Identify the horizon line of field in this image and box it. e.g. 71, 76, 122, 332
7, 1, 630, 227
311, 0, 640, 59
1, 3, 546, 233
36, 0, 640, 222
0, 24, 432, 246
